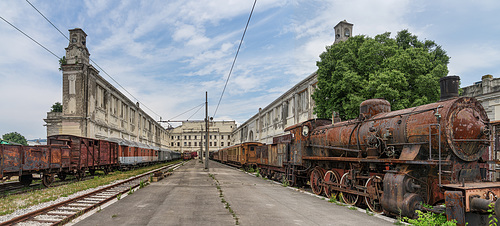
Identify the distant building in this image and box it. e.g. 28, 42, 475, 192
44, 28, 170, 148
231, 20, 353, 145
461, 74, 500, 121
167, 121, 236, 154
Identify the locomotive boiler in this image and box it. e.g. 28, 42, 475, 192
285, 76, 499, 225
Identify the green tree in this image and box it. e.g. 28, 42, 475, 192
2, 132, 28, 146
312, 30, 449, 120
50, 102, 63, 112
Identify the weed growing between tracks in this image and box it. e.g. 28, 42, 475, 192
0, 160, 181, 216
209, 173, 239, 225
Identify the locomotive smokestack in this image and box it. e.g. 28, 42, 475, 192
440, 76, 460, 100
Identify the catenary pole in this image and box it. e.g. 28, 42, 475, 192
200, 125, 203, 163
205, 92, 209, 170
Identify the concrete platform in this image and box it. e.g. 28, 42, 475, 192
71, 160, 395, 225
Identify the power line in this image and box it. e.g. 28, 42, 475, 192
0, 15, 60, 60
186, 103, 205, 121
26, 0, 69, 41
212, 0, 257, 118
25, 0, 162, 119
168, 103, 205, 121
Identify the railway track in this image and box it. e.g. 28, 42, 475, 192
0, 162, 183, 226
0, 176, 96, 198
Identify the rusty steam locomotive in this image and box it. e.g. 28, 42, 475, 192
213, 76, 500, 225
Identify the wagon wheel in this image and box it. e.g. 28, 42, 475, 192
340, 172, 359, 205
57, 173, 67, 181
365, 176, 383, 213
323, 170, 340, 199
20, 174, 33, 187
310, 167, 324, 195
103, 167, 110, 175
76, 171, 86, 181
42, 174, 55, 187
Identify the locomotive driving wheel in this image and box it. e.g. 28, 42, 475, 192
323, 170, 340, 198
365, 175, 383, 213
340, 172, 359, 205
310, 167, 324, 195
42, 174, 55, 187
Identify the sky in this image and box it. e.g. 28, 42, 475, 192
1, 0, 500, 140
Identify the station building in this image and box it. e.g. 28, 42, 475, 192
231, 20, 353, 145
166, 120, 236, 154
44, 28, 170, 148
462, 74, 500, 121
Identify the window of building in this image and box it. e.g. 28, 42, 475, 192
221, 135, 224, 139
188, 142, 191, 146
184, 136, 187, 140
184, 142, 187, 146
171, 142, 174, 146
189, 135, 191, 140
221, 142, 224, 146
194, 142, 197, 146
210, 135, 212, 139
194, 136, 197, 140
178, 136, 180, 139
228, 135, 230, 139
214, 135, 217, 139
177, 142, 180, 146
228, 142, 230, 146
214, 142, 217, 146
209, 142, 212, 146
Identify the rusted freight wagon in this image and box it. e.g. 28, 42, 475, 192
48, 135, 118, 179
215, 142, 263, 168
0, 144, 71, 186
257, 135, 293, 181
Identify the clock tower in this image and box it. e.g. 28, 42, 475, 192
334, 20, 353, 44
66, 28, 89, 65
55, 28, 97, 137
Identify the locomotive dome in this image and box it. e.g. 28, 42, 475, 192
359, 99, 391, 119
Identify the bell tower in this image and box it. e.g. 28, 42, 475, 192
334, 20, 353, 44
66, 28, 90, 65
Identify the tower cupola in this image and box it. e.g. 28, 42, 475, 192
65, 28, 90, 65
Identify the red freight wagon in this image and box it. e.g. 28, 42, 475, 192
47, 135, 118, 178
0, 144, 71, 186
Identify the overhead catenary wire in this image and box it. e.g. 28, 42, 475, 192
168, 102, 205, 121
212, 0, 257, 119
26, 0, 69, 41
186, 103, 205, 121
24, 0, 162, 120
0, 15, 60, 60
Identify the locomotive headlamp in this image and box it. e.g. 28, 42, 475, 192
302, 126, 310, 136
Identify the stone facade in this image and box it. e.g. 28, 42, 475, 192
167, 120, 236, 153
462, 74, 500, 121
44, 28, 169, 148
334, 20, 353, 44
231, 20, 353, 145
232, 72, 318, 145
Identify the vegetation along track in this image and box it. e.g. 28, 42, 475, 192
0, 162, 183, 225
0, 175, 96, 198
